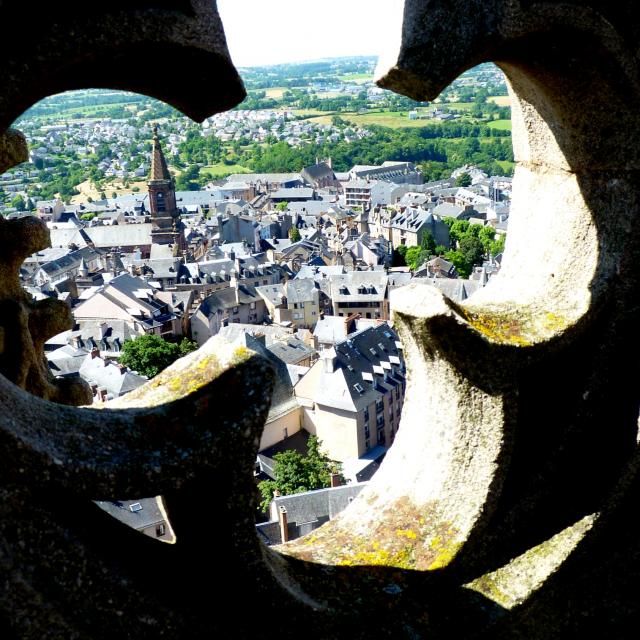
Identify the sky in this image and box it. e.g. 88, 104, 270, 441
217, 0, 404, 68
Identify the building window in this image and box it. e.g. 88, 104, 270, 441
156, 192, 166, 212
250, 302, 256, 310
156, 523, 166, 537
233, 306, 239, 314
364, 424, 370, 439
365, 439, 370, 451
364, 408, 369, 422
376, 399, 384, 414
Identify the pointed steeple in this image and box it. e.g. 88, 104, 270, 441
150, 126, 172, 182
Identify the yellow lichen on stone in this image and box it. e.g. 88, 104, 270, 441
427, 538, 463, 571
464, 513, 596, 608
458, 306, 570, 346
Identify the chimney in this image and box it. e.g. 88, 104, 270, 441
322, 348, 337, 373
330, 472, 342, 488
278, 506, 289, 544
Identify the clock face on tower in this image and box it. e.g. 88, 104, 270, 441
156, 192, 165, 212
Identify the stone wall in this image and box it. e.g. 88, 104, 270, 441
1, 0, 640, 637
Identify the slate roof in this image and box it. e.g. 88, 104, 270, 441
95, 498, 170, 533
79, 354, 147, 397
313, 316, 349, 345
256, 279, 318, 307
390, 206, 435, 232
198, 285, 262, 315
37, 246, 104, 279
256, 483, 368, 545
47, 344, 89, 376
433, 202, 466, 219
48, 227, 92, 249
225, 172, 302, 184
415, 278, 483, 302
296, 323, 405, 413
329, 271, 389, 303
267, 336, 316, 365
150, 127, 172, 181
295, 265, 346, 280
220, 331, 299, 423
270, 187, 315, 200
217, 323, 294, 347
84, 223, 153, 248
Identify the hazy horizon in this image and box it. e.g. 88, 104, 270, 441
217, 0, 403, 68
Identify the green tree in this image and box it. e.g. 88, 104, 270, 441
392, 245, 408, 267
289, 227, 301, 242
276, 201, 289, 212
405, 246, 426, 271
258, 436, 340, 512
119, 335, 198, 378
449, 219, 470, 245
490, 235, 506, 256
11, 194, 25, 211
178, 337, 198, 358
443, 250, 470, 277
459, 235, 485, 271
479, 226, 497, 253
455, 172, 473, 187
175, 164, 201, 191
420, 230, 436, 255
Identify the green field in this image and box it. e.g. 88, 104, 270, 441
263, 87, 288, 99
309, 110, 437, 128
433, 101, 475, 111
488, 95, 511, 106
290, 109, 328, 117
337, 73, 373, 84
199, 163, 252, 179
28, 102, 141, 121
495, 160, 515, 173
304, 114, 335, 126
300, 107, 504, 130
486, 119, 512, 131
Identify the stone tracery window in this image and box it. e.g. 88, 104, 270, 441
0, 0, 638, 637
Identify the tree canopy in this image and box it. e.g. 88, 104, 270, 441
258, 436, 341, 512
119, 335, 198, 378
455, 172, 473, 187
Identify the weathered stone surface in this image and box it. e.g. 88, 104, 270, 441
0, 128, 27, 175
1, 0, 640, 637
0, 1, 245, 130
0, 216, 92, 404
